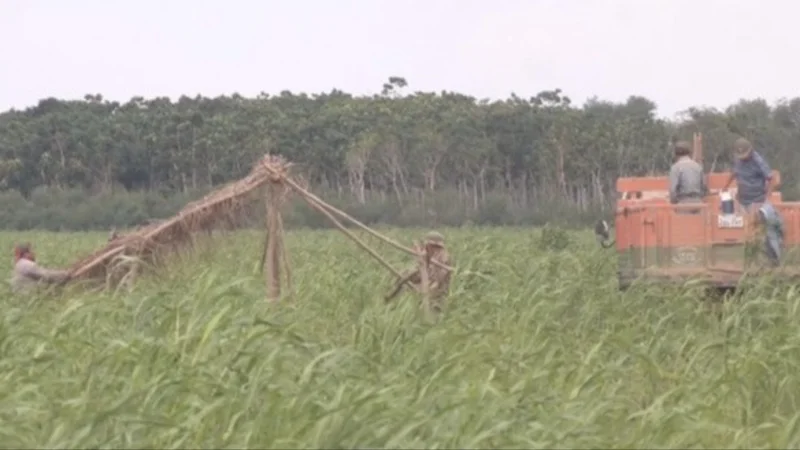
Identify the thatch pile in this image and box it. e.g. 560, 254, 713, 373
65, 154, 292, 285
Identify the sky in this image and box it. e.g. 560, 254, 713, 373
1, 0, 798, 119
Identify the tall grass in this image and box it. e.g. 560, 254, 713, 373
0, 228, 799, 448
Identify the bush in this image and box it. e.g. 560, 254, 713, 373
0, 187, 605, 231
538, 223, 572, 251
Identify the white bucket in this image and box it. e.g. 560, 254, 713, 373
720, 191, 735, 214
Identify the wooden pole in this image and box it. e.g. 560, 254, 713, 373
280, 175, 454, 273
300, 192, 405, 279
265, 183, 282, 302
417, 241, 431, 315
693, 132, 703, 165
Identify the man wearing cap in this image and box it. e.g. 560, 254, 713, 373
669, 140, 707, 205
385, 231, 454, 312
722, 138, 773, 211
11, 243, 70, 292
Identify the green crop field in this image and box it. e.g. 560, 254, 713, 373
1, 227, 800, 448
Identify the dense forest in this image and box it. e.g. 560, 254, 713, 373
1, 77, 798, 230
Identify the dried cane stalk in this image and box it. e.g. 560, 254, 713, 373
276, 202, 292, 294
259, 189, 293, 294
279, 176, 454, 273
265, 183, 283, 302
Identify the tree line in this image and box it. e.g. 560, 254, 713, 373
1, 77, 799, 230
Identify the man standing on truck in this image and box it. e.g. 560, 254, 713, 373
669, 141, 707, 205
722, 138, 772, 211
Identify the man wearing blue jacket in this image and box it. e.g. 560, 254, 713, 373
722, 138, 773, 211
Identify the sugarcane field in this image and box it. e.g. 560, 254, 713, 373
8, 223, 800, 449
7, 2, 800, 446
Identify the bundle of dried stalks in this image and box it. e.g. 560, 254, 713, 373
262, 176, 291, 301
65, 154, 293, 285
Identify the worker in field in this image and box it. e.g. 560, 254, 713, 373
11, 243, 71, 293
385, 231, 454, 312
722, 138, 772, 212
669, 141, 707, 206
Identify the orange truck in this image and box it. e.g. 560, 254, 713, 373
595, 133, 800, 291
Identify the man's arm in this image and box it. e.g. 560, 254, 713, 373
18, 261, 69, 284
723, 162, 738, 190
723, 173, 733, 190
755, 153, 773, 197
668, 165, 680, 204
40, 267, 70, 284
385, 269, 420, 302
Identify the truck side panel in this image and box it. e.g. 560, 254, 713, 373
613, 171, 799, 288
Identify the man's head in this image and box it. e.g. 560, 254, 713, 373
734, 137, 753, 160
673, 141, 692, 159
13, 243, 33, 262
424, 231, 445, 250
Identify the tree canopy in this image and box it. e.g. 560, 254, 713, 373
2, 78, 798, 230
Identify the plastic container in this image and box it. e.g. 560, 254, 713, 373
720, 191, 735, 215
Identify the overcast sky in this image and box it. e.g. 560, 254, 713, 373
1, 0, 797, 119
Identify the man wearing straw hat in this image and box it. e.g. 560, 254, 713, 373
722, 137, 773, 212
11, 243, 70, 293
385, 231, 453, 312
